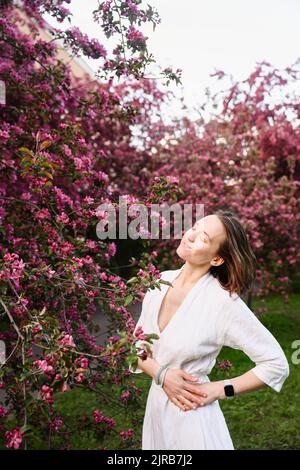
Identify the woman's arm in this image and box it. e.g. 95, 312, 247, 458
197, 296, 290, 404
214, 370, 268, 400
176, 369, 269, 407
218, 297, 290, 394
134, 355, 161, 380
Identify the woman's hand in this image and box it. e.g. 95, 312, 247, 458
162, 369, 208, 411
162, 369, 223, 411
186, 380, 224, 407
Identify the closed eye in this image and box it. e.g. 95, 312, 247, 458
192, 224, 209, 243
198, 233, 208, 242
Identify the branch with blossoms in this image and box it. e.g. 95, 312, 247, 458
8, 0, 182, 85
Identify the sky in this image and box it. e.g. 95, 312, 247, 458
45, 0, 300, 120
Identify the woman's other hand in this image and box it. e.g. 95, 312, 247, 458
162, 369, 208, 411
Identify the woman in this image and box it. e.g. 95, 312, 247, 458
129, 210, 290, 450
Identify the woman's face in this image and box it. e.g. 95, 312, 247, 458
176, 214, 227, 267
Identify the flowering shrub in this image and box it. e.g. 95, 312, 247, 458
118, 62, 300, 303
0, 0, 180, 450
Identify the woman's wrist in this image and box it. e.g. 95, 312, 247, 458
136, 356, 163, 381
215, 380, 227, 400
155, 364, 169, 385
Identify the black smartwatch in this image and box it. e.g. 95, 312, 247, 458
224, 379, 235, 399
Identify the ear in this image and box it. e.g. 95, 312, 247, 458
211, 256, 224, 267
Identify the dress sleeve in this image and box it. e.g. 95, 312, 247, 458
221, 297, 290, 393
128, 289, 153, 374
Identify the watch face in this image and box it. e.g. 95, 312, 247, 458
224, 384, 234, 397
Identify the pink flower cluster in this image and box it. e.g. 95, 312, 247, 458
1, 252, 25, 289
79, 357, 89, 369
49, 416, 63, 432
120, 390, 131, 402
33, 359, 53, 374
59, 333, 76, 348
31, 325, 42, 336
75, 373, 85, 383
93, 409, 116, 429
41, 385, 54, 405
119, 428, 134, 440
102, 1, 112, 13
107, 335, 120, 344
127, 0, 139, 15
5, 427, 24, 450
127, 26, 147, 45
218, 360, 232, 370
0, 406, 7, 417
64, 27, 107, 59
134, 325, 145, 341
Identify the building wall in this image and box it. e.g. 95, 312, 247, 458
14, 7, 94, 80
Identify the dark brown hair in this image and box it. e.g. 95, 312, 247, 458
209, 210, 257, 297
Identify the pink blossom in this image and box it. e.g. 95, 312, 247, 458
102, 1, 112, 13
26, 347, 34, 357
41, 385, 54, 404
108, 242, 116, 257
59, 333, 76, 348
127, 0, 139, 15
0, 130, 9, 142
5, 428, 24, 450
80, 357, 89, 369
127, 26, 146, 45
56, 212, 70, 224
93, 409, 104, 423
75, 373, 85, 383
0, 406, 7, 417
31, 325, 42, 335
33, 359, 53, 373
104, 417, 116, 429
120, 390, 131, 402
50, 417, 63, 432
134, 325, 145, 341
64, 27, 107, 59
34, 208, 51, 221
119, 428, 134, 439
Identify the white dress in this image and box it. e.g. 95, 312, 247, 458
128, 263, 290, 450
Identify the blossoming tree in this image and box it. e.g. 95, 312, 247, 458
0, 0, 182, 450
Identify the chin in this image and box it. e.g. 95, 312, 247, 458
176, 245, 188, 261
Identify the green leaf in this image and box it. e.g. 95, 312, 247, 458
18, 147, 34, 156
159, 279, 173, 287
40, 161, 53, 169
40, 171, 53, 179
39, 140, 52, 151
127, 276, 138, 284
124, 294, 133, 306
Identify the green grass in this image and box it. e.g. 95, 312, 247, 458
19, 293, 300, 449
211, 293, 300, 450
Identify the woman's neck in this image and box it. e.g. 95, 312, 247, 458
178, 261, 210, 287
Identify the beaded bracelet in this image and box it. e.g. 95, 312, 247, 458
155, 364, 169, 385
160, 367, 169, 388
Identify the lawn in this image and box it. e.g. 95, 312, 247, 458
24, 293, 300, 449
